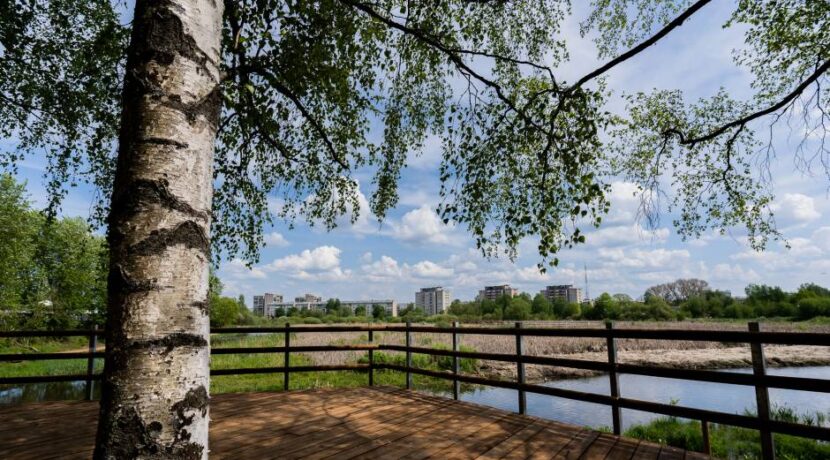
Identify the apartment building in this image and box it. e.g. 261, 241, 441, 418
253, 293, 283, 316
541, 285, 583, 304
415, 287, 451, 316
477, 284, 519, 301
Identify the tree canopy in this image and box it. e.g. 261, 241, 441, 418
2, 0, 828, 269
0, 174, 108, 330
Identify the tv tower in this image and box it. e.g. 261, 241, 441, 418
584, 263, 590, 302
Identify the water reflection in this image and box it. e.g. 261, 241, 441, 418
0, 381, 100, 405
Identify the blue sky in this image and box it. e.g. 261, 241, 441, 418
7, 2, 830, 306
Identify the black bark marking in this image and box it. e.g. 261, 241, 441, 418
155, 85, 222, 128
100, 404, 205, 459
134, 3, 215, 77
110, 264, 160, 294
112, 178, 210, 221
123, 3, 222, 128
137, 136, 189, 148
147, 421, 163, 437
191, 300, 209, 315
127, 332, 208, 354
172, 385, 209, 429
130, 220, 210, 257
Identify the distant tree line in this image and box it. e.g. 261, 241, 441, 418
432, 278, 830, 323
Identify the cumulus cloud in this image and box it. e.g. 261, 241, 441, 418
585, 224, 670, 247
266, 246, 342, 272
409, 260, 454, 278
391, 204, 461, 245
772, 193, 821, 223
263, 231, 290, 247
598, 247, 690, 269
709, 263, 761, 284
362, 255, 403, 281
222, 259, 267, 280
605, 181, 643, 224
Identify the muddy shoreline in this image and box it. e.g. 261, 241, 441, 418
477, 345, 830, 383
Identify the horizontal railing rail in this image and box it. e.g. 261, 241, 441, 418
2, 322, 829, 459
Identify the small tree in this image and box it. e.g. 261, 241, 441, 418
531, 293, 552, 317
505, 297, 532, 320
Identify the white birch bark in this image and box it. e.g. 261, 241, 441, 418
95, 0, 223, 458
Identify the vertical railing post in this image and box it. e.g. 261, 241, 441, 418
368, 328, 374, 386
606, 321, 622, 435
749, 321, 775, 460
701, 419, 711, 456
516, 321, 526, 415
284, 322, 290, 391
452, 321, 460, 400
405, 320, 412, 390
85, 330, 97, 401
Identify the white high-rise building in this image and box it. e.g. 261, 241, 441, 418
541, 285, 583, 304
253, 293, 283, 316
415, 287, 451, 316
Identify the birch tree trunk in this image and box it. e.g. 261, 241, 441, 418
95, 0, 223, 458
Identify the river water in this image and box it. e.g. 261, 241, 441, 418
3, 366, 830, 432
451, 366, 830, 430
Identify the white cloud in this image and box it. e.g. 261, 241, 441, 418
391, 204, 460, 245
362, 255, 403, 281
267, 246, 342, 272
772, 193, 821, 223
263, 231, 290, 247
605, 181, 643, 224
223, 259, 267, 280
812, 227, 830, 252
709, 263, 761, 284
598, 247, 690, 269
409, 260, 454, 279
585, 224, 670, 247
290, 267, 353, 282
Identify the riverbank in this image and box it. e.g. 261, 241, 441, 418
477, 345, 830, 382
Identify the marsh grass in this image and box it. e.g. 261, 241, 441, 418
624, 406, 830, 459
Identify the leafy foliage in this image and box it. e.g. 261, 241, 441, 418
2, 0, 829, 268
0, 174, 107, 330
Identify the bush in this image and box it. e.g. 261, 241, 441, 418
363, 344, 477, 374
798, 297, 830, 320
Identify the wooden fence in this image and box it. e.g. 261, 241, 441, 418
2, 322, 830, 459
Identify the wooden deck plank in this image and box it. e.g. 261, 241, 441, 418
0, 387, 710, 460
631, 441, 662, 460
603, 437, 640, 460
474, 421, 546, 460
318, 400, 467, 459
577, 433, 618, 460
505, 425, 584, 460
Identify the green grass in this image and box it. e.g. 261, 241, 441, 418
624, 408, 830, 460
210, 333, 467, 394
0, 337, 102, 380
0, 333, 470, 396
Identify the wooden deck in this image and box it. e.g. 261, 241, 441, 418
0, 387, 709, 459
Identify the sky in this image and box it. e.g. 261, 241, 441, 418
6, 2, 830, 306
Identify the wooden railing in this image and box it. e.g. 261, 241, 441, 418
2, 322, 830, 459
